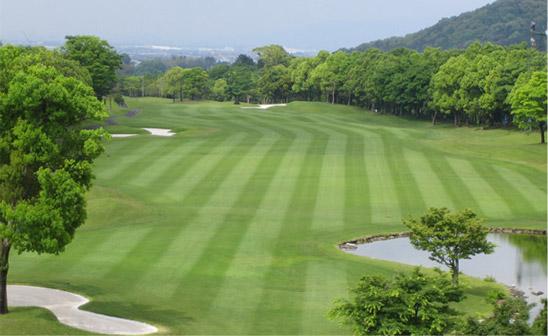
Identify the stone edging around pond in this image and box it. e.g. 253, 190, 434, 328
338, 227, 547, 251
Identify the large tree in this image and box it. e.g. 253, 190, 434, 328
162, 66, 186, 101
181, 67, 209, 100
0, 46, 107, 314
62, 35, 122, 99
403, 208, 495, 286
330, 268, 463, 335
508, 71, 547, 144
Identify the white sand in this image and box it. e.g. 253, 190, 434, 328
143, 128, 175, 136
111, 134, 138, 138
241, 104, 287, 110
8, 285, 158, 335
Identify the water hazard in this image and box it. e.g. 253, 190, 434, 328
345, 233, 547, 319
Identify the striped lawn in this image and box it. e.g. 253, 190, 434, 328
4, 99, 546, 335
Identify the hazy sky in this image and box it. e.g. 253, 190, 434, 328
0, 0, 495, 50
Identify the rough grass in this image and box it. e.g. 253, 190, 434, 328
2, 98, 545, 334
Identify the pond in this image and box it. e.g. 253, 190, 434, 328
344, 233, 547, 320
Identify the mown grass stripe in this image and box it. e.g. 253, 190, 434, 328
446, 158, 512, 218
250, 126, 329, 334
301, 261, 348, 334
364, 135, 402, 225
493, 165, 546, 214
137, 127, 279, 299
99, 131, 260, 288
98, 140, 165, 180
203, 128, 309, 333
310, 128, 346, 231
157, 134, 248, 202
403, 149, 455, 210
124, 138, 207, 188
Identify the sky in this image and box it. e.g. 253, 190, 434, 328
0, 0, 495, 50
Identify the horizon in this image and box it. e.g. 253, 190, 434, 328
0, 0, 495, 51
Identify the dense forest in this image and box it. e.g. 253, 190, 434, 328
115, 42, 547, 141
345, 0, 547, 52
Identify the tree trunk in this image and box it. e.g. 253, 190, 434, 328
432, 110, 438, 125
539, 121, 546, 144
0, 239, 11, 314
451, 259, 459, 286
331, 88, 335, 104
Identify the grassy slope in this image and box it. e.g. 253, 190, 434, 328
2, 98, 546, 334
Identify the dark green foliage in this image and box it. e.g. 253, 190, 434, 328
348, 0, 547, 52
531, 299, 547, 335
461, 291, 532, 335
330, 268, 463, 335
62, 35, 122, 98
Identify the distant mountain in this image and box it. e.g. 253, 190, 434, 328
346, 0, 547, 52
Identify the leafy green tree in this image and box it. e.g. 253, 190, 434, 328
62, 35, 122, 99
258, 65, 291, 103
181, 68, 209, 100
430, 54, 470, 125
162, 66, 185, 101
404, 208, 495, 286
253, 45, 292, 68
0, 48, 107, 314
309, 52, 350, 104
531, 299, 547, 335
226, 65, 256, 104
211, 79, 228, 101
208, 64, 230, 80
330, 268, 463, 335
461, 291, 531, 335
233, 54, 256, 68
508, 71, 547, 144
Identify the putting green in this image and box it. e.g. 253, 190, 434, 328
2, 98, 546, 334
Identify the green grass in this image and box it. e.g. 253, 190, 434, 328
2, 98, 546, 334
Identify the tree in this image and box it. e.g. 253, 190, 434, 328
0, 47, 107, 314
253, 45, 291, 68
233, 54, 256, 68
508, 71, 547, 144
62, 35, 122, 99
181, 68, 209, 100
257, 65, 291, 103
531, 299, 547, 335
330, 268, 463, 335
461, 290, 531, 336
403, 208, 494, 286
226, 65, 256, 104
162, 66, 185, 101
430, 55, 469, 125
211, 79, 228, 101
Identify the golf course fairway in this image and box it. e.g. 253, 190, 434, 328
2, 98, 546, 334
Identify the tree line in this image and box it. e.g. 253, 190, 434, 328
117, 43, 547, 142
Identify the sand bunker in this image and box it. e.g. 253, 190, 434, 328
143, 128, 175, 136
111, 134, 138, 138
241, 104, 287, 110
9, 285, 157, 335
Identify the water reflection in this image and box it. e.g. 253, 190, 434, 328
346, 233, 547, 319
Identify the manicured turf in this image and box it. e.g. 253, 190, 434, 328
2, 98, 546, 334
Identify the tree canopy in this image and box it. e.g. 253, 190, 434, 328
330, 268, 463, 335
508, 71, 548, 143
62, 35, 122, 98
0, 45, 107, 314
403, 208, 495, 286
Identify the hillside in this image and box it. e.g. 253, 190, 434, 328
346, 0, 547, 52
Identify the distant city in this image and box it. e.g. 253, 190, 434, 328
1, 39, 319, 63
